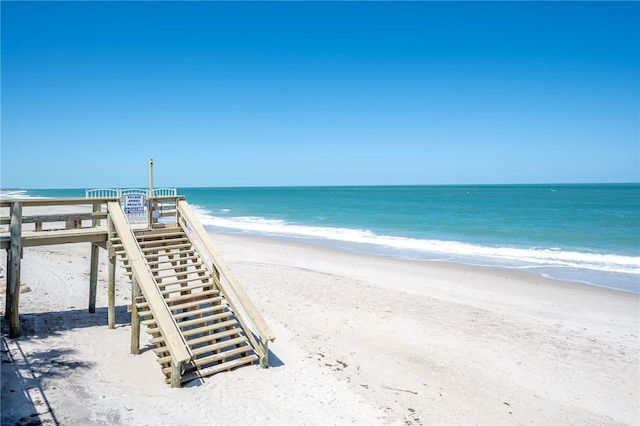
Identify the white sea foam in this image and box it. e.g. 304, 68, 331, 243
0, 190, 31, 198
192, 206, 640, 277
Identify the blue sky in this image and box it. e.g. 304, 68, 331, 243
1, 1, 638, 189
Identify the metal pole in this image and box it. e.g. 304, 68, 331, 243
148, 158, 154, 229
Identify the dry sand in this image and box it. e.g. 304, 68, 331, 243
1, 231, 639, 425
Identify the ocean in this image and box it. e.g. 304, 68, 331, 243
6, 184, 640, 294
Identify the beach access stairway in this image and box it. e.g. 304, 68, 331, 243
106, 200, 274, 386
1, 196, 273, 387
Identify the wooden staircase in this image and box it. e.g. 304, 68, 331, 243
111, 226, 258, 385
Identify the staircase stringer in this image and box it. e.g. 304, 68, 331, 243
107, 201, 192, 387
176, 200, 275, 367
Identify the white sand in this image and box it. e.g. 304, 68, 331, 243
1, 231, 639, 425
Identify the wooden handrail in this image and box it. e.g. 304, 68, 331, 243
107, 201, 191, 385
0, 197, 119, 207
177, 200, 275, 366
1, 211, 108, 225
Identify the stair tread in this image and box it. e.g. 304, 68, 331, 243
157, 335, 250, 365
169, 355, 259, 384
136, 290, 220, 310
160, 281, 214, 296
144, 310, 233, 333
161, 344, 253, 374
148, 319, 240, 343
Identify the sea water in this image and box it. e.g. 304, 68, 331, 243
7, 184, 640, 293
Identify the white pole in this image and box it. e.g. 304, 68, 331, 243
148, 158, 154, 229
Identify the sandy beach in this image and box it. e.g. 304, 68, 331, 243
2, 230, 639, 425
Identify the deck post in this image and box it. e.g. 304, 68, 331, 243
259, 336, 270, 368
107, 215, 116, 329
107, 247, 116, 329
131, 275, 141, 355
6, 202, 23, 338
89, 243, 99, 313
170, 360, 182, 388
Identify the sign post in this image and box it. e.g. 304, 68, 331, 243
148, 158, 154, 229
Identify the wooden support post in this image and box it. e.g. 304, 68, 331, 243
260, 336, 270, 368
107, 215, 116, 329
92, 202, 101, 227
170, 360, 182, 388
131, 275, 141, 355
89, 243, 99, 313
107, 246, 116, 329
6, 202, 23, 338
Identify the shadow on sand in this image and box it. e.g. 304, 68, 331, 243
1, 305, 129, 426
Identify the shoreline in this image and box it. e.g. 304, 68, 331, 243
208, 228, 640, 295
2, 227, 638, 424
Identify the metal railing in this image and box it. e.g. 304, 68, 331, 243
87, 188, 178, 229
86, 188, 177, 199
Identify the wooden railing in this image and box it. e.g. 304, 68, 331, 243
1, 195, 274, 380
176, 200, 276, 368
107, 201, 192, 387
0, 197, 117, 248
0, 197, 119, 337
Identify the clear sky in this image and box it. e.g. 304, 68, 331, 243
1, 1, 638, 189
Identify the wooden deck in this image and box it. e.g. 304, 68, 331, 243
1, 194, 274, 387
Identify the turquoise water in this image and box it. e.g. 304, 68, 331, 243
6, 184, 640, 293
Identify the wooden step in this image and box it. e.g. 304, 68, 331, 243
190, 336, 250, 359
137, 237, 189, 247
191, 344, 252, 363
166, 295, 224, 312
136, 290, 220, 310
182, 327, 241, 349
148, 259, 205, 274
153, 268, 208, 281
136, 231, 186, 242
145, 311, 233, 334
181, 319, 239, 338
140, 242, 191, 253
160, 281, 215, 297
172, 355, 259, 384
176, 311, 233, 329
144, 251, 196, 265
160, 343, 252, 375
172, 304, 227, 321
156, 277, 211, 291
137, 294, 223, 318
145, 252, 198, 267
153, 270, 207, 283
148, 319, 239, 344
153, 327, 240, 357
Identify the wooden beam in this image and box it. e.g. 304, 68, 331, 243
0, 197, 118, 208
1, 212, 108, 227
6, 202, 23, 338
0, 227, 109, 249
89, 243, 99, 313
107, 216, 116, 329
131, 276, 141, 355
